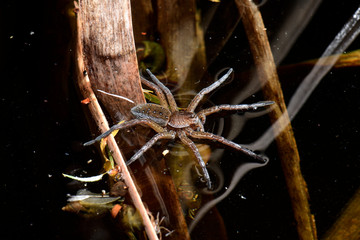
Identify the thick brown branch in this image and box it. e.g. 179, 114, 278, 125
74, 1, 192, 239
79, 0, 145, 121
74, 1, 158, 239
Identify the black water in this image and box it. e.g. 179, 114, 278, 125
2, 0, 360, 239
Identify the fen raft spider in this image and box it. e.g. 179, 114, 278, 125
84, 68, 273, 189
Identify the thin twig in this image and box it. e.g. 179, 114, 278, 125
236, 1, 317, 239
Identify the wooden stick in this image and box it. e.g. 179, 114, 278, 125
74, 1, 158, 239
322, 187, 360, 240
78, 0, 145, 120
236, 1, 317, 239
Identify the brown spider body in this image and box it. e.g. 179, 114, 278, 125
84, 68, 273, 189
167, 111, 202, 129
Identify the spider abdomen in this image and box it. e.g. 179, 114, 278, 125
131, 103, 171, 127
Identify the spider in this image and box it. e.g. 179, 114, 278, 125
84, 68, 273, 189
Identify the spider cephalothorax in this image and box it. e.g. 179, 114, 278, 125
84, 68, 273, 189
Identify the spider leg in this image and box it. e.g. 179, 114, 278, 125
83, 119, 166, 146
145, 69, 178, 112
197, 101, 274, 123
187, 68, 233, 112
178, 131, 212, 189
126, 131, 176, 165
186, 128, 268, 163
141, 76, 169, 108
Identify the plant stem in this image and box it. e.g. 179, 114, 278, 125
322, 187, 360, 240
74, 1, 158, 239
236, 1, 317, 239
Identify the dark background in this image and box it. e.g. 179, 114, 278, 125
2, 0, 360, 239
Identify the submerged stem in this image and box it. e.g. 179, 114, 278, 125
323, 187, 360, 240
237, 1, 317, 239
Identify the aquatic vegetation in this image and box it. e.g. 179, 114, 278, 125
62, 189, 123, 216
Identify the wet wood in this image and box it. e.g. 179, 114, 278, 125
78, 0, 144, 121
322, 187, 360, 240
74, 1, 158, 239
74, 1, 190, 239
236, 1, 318, 240
156, 0, 207, 94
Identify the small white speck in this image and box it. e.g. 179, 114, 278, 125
30, 31, 35, 35
162, 149, 169, 156
239, 194, 247, 200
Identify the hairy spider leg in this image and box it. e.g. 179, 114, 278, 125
193, 118, 205, 132
126, 131, 176, 165
187, 68, 233, 112
145, 69, 178, 112
178, 130, 212, 189
141, 76, 169, 108
197, 101, 274, 123
83, 119, 166, 146
186, 128, 268, 163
